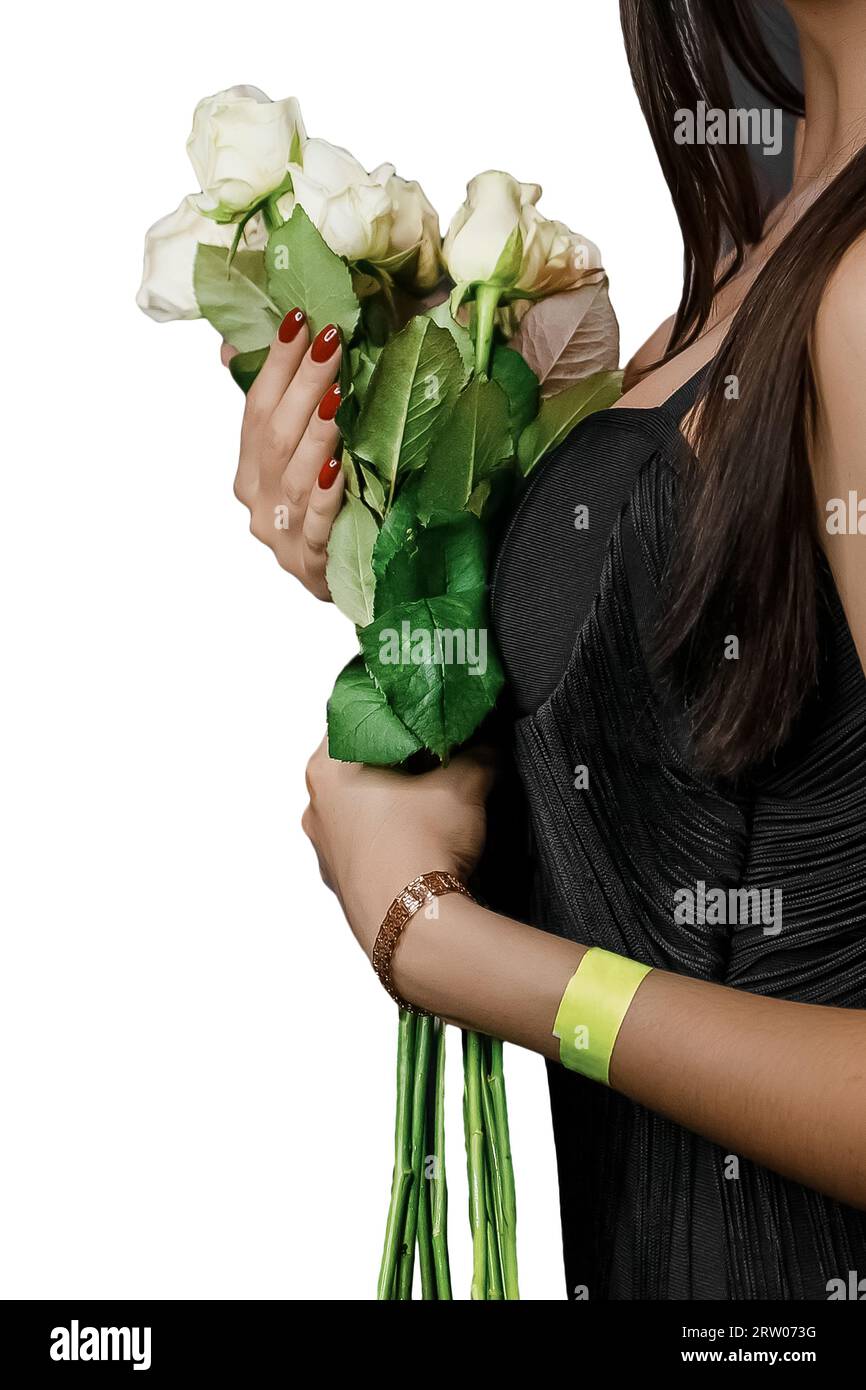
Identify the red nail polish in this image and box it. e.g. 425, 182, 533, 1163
317, 383, 342, 421
278, 308, 306, 343
318, 457, 341, 490
311, 324, 340, 362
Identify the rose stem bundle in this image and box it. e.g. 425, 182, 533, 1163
377, 1009, 415, 1299
379, 1016, 518, 1299
486, 1037, 519, 1297
462, 1031, 520, 1300
397, 1013, 432, 1297
378, 1013, 451, 1300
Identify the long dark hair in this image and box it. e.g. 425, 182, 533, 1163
620, 0, 866, 777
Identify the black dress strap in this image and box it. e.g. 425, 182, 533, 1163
595, 357, 716, 456
657, 358, 713, 426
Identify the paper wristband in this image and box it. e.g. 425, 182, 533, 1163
553, 947, 653, 1085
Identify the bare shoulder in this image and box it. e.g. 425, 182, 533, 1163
813, 233, 866, 402
622, 313, 675, 391
812, 232, 866, 671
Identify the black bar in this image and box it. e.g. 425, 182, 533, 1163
3, 1298, 864, 1377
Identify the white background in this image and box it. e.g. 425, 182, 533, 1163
1, 0, 681, 1299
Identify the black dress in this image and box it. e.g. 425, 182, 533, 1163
490, 366, 866, 1299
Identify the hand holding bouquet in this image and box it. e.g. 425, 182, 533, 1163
138, 84, 621, 1298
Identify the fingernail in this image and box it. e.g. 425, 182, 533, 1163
317, 383, 342, 421
318, 456, 341, 490
278, 308, 306, 343
311, 324, 340, 362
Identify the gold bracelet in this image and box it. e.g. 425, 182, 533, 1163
371, 871, 473, 1014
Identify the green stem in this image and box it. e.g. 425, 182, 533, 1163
485, 1216, 504, 1299
377, 1009, 416, 1299
481, 1058, 504, 1301
463, 1030, 488, 1299
261, 198, 284, 234
480, 1037, 506, 1289
417, 1099, 436, 1299
488, 1037, 520, 1299
473, 282, 501, 379
398, 1013, 433, 1298
431, 1021, 452, 1299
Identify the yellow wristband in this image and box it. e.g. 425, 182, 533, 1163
553, 947, 653, 1085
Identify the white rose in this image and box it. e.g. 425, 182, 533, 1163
187, 85, 306, 218
276, 138, 394, 261
442, 171, 541, 287
136, 197, 266, 322
516, 207, 601, 296
384, 175, 442, 291
444, 170, 601, 297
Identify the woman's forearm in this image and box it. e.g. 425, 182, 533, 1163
392, 892, 586, 1049
392, 895, 866, 1209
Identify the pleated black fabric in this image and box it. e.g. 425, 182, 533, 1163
491, 368, 866, 1299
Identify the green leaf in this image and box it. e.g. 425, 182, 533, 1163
193, 245, 280, 352
336, 340, 384, 449
350, 341, 383, 403
360, 502, 504, 760
467, 467, 515, 524
508, 277, 620, 398
491, 224, 523, 287
266, 204, 360, 340
425, 300, 474, 375
369, 482, 423, 589
343, 454, 361, 499
416, 377, 512, 521
331, 348, 359, 447
359, 592, 503, 762
490, 345, 539, 441
374, 509, 489, 618
327, 657, 421, 765
517, 369, 624, 476
228, 346, 269, 394
325, 493, 379, 626
466, 478, 492, 518
359, 463, 385, 517
350, 318, 465, 498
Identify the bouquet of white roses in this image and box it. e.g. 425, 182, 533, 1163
138, 84, 620, 1299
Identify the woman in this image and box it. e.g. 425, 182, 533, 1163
231, 0, 866, 1298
